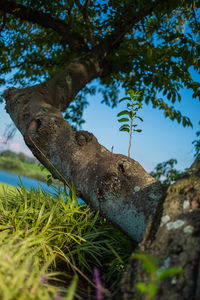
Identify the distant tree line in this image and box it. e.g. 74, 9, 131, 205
0, 150, 38, 165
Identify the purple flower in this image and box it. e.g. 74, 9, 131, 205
55, 291, 61, 300
94, 267, 103, 300
39, 273, 46, 284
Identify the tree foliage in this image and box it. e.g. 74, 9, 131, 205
150, 158, 182, 188
0, 0, 200, 127
192, 121, 200, 158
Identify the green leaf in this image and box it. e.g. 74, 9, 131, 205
135, 282, 147, 294
135, 116, 143, 122
163, 89, 167, 96
157, 267, 183, 281
46, 175, 52, 186
128, 89, 141, 99
120, 127, 130, 133
118, 117, 130, 122
147, 282, 158, 298
167, 92, 172, 100
134, 129, 142, 132
119, 124, 130, 129
119, 97, 131, 103
147, 48, 153, 58
127, 103, 133, 108
145, 96, 150, 104
66, 275, 78, 300
117, 110, 130, 117
40, 165, 45, 171
129, 111, 135, 118
133, 253, 158, 274
47, 179, 52, 186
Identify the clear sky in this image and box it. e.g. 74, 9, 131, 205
0, 78, 199, 173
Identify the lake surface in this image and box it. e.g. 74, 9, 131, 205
0, 169, 85, 204
0, 170, 85, 205
0, 169, 58, 193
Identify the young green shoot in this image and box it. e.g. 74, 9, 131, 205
132, 253, 184, 300
117, 90, 143, 158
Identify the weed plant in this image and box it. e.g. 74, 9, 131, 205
0, 183, 135, 299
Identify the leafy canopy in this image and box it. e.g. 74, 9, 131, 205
0, 0, 200, 127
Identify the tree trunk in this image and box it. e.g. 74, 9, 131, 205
115, 156, 200, 300
3, 56, 164, 242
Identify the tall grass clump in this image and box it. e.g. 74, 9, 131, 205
0, 182, 135, 299
0, 232, 63, 300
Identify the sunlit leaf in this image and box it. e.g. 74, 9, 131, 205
134, 129, 142, 132
133, 253, 158, 274
119, 97, 131, 103
157, 267, 183, 281
135, 116, 143, 122
147, 282, 158, 298
135, 282, 147, 294
119, 123, 130, 130
118, 118, 129, 122
117, 110, 130, 117
120, 127, 130, 133
66, 275, 78, 300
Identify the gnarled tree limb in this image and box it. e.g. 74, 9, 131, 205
4, 56, 164, 241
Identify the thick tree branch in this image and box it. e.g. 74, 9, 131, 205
3, 56, 164, 241
0, 0, 88, 52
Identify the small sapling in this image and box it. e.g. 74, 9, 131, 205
117, 90, 143, 158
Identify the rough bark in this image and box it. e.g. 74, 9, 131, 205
115, 156, 200, 300
4, 56, 164, 242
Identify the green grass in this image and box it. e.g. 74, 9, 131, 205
0, 183, 16, 195
0, 183, 135, 299
23, 161, 48, 172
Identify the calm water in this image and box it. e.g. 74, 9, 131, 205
0, 169, 84, 204
0, 169, 58, 193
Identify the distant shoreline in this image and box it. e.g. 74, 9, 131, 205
0, 150, 62, 186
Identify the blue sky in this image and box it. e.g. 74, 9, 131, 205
0, 80, 199, 173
